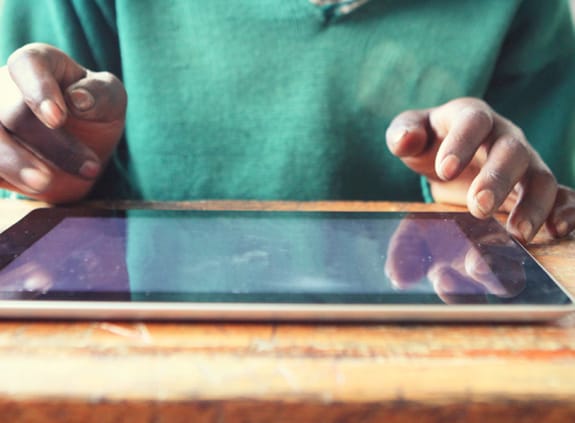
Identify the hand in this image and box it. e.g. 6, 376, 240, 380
384, 214, 526, 304
386, 97, 575, 243
0, 43, 127, 203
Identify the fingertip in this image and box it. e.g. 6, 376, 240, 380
547, 218, 570, 239
553, 220, 569, 238
19, 167, 52, 194
78, 159, 101, 179
64, 72, 127, 123
39, 99, 67, 129
506, 219, 533, 244
68, 88, 96, 112
386, 126, 428, 157
386, 126, 408, 148
518, 220, 534, 243
468, 189, 495, 219
436, 154, 461, 181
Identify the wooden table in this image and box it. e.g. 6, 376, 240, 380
0, 199, 573, 423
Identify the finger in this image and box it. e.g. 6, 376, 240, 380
65, 70, 127, 122
505, 161, 557, 243
386, 109, 447, 180
465, 126, 530, 219
428, 266, 487, 305
546, 185, 575, 239
464, 246, 525, 298
384, 219, 431, 289
456, 217, 524, 297
2, 103, 101, 179
386, 110, 432, 158
0, 125, 53, 194
430, 100, 494, 181
7, 43, 86, 129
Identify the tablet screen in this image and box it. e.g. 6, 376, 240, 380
0, 209, 571, 306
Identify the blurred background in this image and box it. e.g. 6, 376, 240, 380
1, 1, 573, 26
0, 1, 573, 37
0, 0, 574, 22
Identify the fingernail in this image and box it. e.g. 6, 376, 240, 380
439, 154, 460, 180
389, 128, 408, 146
79, 160, 101, 179
474, 189, 495, 216
518, 220, 533, 242
39, 99, 65, 129
554, 220, 569, 238
19, 168, 51, 193
69, 88, 95, 111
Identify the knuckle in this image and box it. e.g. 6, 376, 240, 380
531, 166, 557, 187
484, 168, 511, 188
555, 185, 575, 206
447, 130, 467, 148
93, 70, 119, 85
498, 116, 526, 139
461, 106, 493, 129
510, 126, 526, 143
7, 43, 48, 68
493, 135, 531, 172
501, 135, 528, 157
90, 71, 127, 100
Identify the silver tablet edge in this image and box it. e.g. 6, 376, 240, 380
0, 301, 573, 322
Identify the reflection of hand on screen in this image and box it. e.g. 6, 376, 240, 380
0, 262, 52, 299
0, 216, 129, 297
384, 214, 526, 304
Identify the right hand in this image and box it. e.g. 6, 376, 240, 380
0, 43, 127, 203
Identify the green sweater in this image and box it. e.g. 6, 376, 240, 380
1, 0, 575, 201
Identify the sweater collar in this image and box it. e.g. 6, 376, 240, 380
309, 0, 371, 18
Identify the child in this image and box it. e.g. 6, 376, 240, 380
0, 0, 574, 243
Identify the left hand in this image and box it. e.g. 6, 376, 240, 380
386, 97, 575, 243
0, 43, 127, 203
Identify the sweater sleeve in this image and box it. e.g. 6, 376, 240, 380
484, 0, 575, 188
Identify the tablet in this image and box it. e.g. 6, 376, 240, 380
0, 207, 572, 322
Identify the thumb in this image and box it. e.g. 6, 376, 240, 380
65, 70, 127, 122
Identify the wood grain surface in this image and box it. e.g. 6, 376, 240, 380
0, 200, 573, 423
